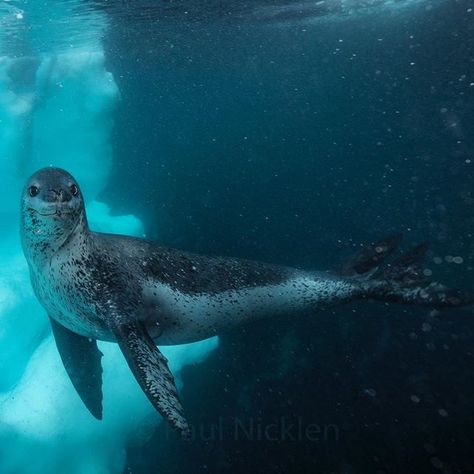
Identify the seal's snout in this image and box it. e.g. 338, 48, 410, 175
23, 168, 81, 207
21, 167, 84, 226
45, 188, 72, 203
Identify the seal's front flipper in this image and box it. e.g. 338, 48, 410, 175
49, 317, 103, 419
111, 321, 190, 438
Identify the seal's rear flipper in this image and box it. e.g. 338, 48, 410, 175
50, 317, 103, 419
111, 321, 190, 438
341, 234, 403, 277
347, 237, 474, 308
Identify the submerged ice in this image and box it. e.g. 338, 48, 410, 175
0, 4, 218, 473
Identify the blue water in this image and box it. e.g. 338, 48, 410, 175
0, 1, 473, 473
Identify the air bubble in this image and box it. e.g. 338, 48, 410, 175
431, 457, 443, 470
363, 388, 377, 398
422, 323, 432, 332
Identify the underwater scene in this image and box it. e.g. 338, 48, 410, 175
1, 0, 474, 473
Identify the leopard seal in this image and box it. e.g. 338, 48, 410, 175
20, 167, 472, 437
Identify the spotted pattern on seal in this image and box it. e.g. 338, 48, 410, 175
19, 166, 361, 435
93, 232, 295, 295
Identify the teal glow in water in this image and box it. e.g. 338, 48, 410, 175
0, 0, 473, 473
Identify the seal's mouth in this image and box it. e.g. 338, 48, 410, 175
28, 208, 72, 217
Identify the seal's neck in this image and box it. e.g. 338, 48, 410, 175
21, 212, 90, 269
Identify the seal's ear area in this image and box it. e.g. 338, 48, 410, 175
110, 320, 191, 439
49, 317, 103, 419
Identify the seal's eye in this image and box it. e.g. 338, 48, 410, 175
70, 184, 79, 196
29, 186, 39, 197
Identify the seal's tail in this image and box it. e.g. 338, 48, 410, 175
341, 234, 473, 308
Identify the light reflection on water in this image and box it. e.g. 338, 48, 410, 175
0, 0, 436, 55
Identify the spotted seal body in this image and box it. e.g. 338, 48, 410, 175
20, 167, 472, 437
30, 219, 356, 345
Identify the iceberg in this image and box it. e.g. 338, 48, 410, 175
0, 3, 218, 473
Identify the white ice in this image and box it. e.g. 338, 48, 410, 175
0, 4, 218, 473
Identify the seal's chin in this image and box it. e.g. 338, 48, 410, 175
28, 207, 73, 218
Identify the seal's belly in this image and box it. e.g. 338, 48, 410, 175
145, 275, 354, 345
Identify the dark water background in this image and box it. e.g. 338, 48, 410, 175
95, 1, 474, 472
2, 0, 469, 472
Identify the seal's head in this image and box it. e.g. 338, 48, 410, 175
21, 167, 86, 258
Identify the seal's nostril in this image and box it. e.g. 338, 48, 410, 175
59, 189, 72, 202
44, 189, 59, 203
